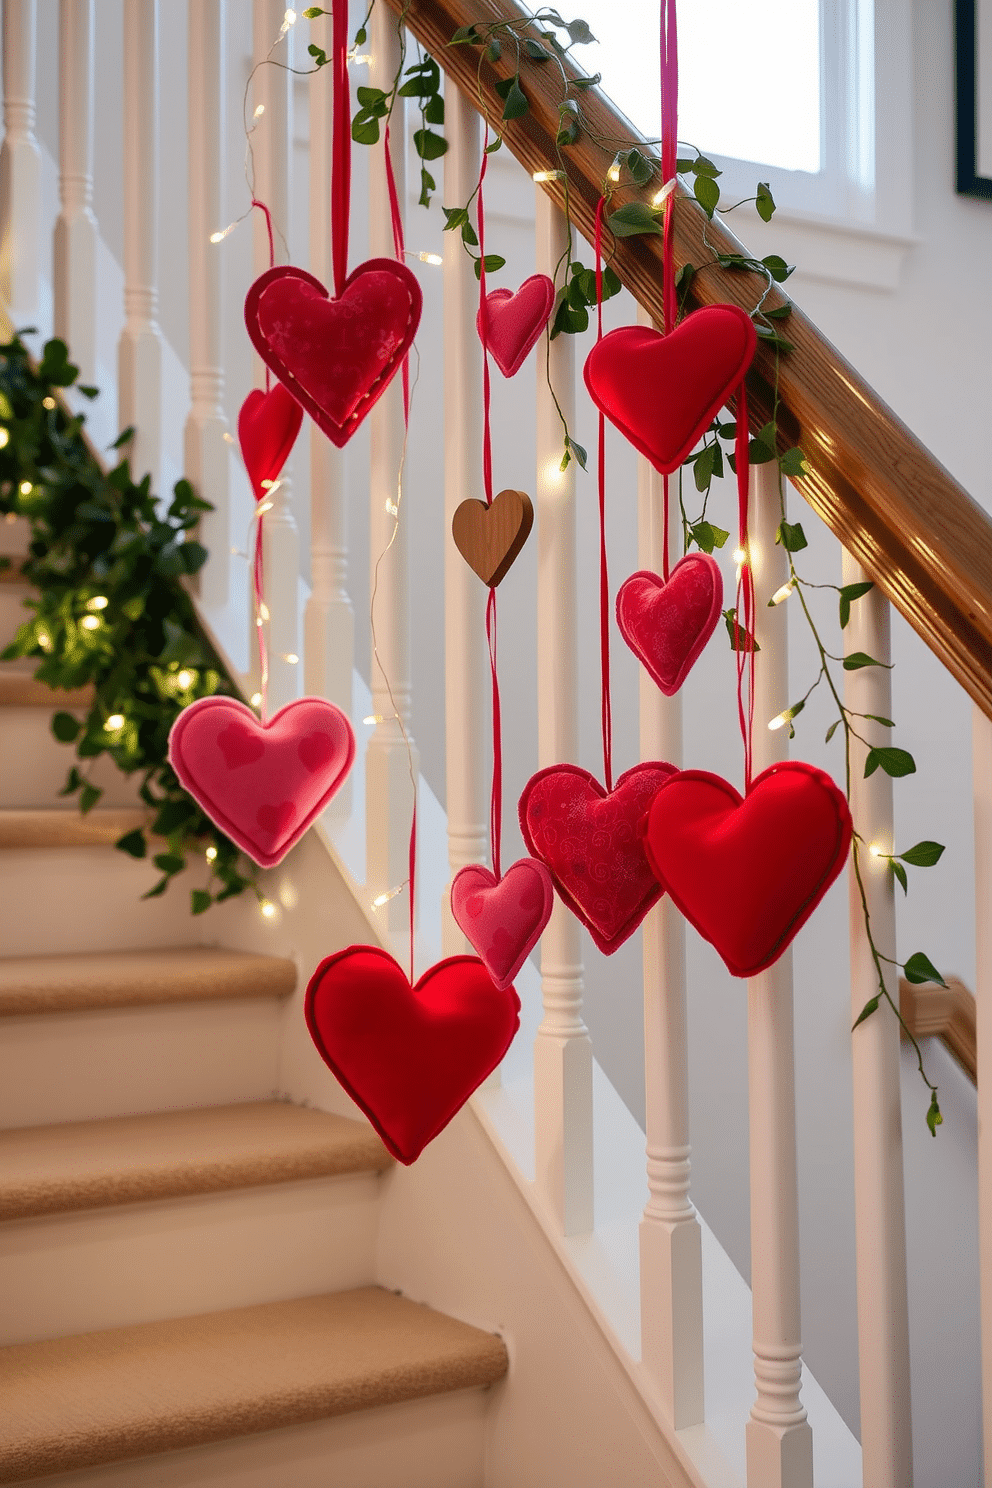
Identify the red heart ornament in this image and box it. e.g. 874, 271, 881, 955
583, 304, 757, 474
304, 946, 521, 1164
518, 762, 677, 955
477, 274, 555, 377
644, 761, 853, 977
450, 857, 554, 990
616, 554, 723, 696
237, 383, 303, 503
168, 695, 355, 868
244, 260, 422, 449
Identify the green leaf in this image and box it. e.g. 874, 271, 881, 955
449, 24, 480, 43
776, 520, 808, 553
191, 889, 212, 915
692, 443, 718, 493
864, 746, 916, 778
460, 219, 479, 246
495, 76, 528, 121
624, 148, 656, 187
890, 859, 908, 894
903, 951, 947, 988
566, 436, 588, 471
424, 93, 444, 125
484, 38, 502, 61
522, 37, 551, 60
474, 254, 506, 279
154, 852, 187, 875
843, 651, 889, 671
898, 840, 946, 868
825, 719, 841, 744
864, 713, 895, 727
606, 202, 663, 238
839, 580, 873, 628
755, 181, 776, 222
692, 155, 721, 177
762, 254, 795, 282
693, 174, 720, 217
413, 128, 448, 161
927, 1091, 943, 1137
755, 327, 795, 353
79, 782, 103, 813
852, 995, 880, 1030
568, 71, 602, 90
764, 302, 793, 321
110, 425, 136, 449
115, 828, 147, 859
142, 876, 170, 900
51, 710, 81, 743
302, 6, 325, 16
778, 447, 809, 478
59, 767, 84, 798
689, 520, 729, 554
354, 25, 367, 44
484, 136, 503, 153
722, 607, 759, 652
565, 17, 596, 43
307, 42, 328, 65
442, 205, 469, 232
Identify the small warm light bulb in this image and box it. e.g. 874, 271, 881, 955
279, 7, 297, 34
869, 843, 885, 858
363, 714, 385, 725
770, 582, 794, 606
258, 602, 270, 622
253, 103, 266, 120
283, 652, 299, 665
87, 595, 108, 611
210, 223, 236, 243
260, 898, 277, 919
372, 886, 403, 909
256, 498, 275, 513
0, 428, 9, 448
733, 547, 747, 566
768, 711, 789, 731
42, 396, 56, 410
417, 251, 443, 266
532, 169, 564, 183
176, 669, 194, 689
350, 52, 372, 65
105, 713, 125, 731
653, 179, 676, 206
205, 845, 218, 862
250, 692, 263, 707
81, 614, 100, 630
385, 499, 399, 517
608, 165, 621, 183
19, 480, 32, 495
37, 630, 52, 652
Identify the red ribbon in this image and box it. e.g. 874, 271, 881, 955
594, 197, 614, 792
331, 0, 351, 298
734, 387, 755, 792
477, 132, 503, 878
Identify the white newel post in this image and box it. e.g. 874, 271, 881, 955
0, 0, 40, 325
973, 705, 992, 1488
844, 551, 913, 1488
533, 187, 593, 1236
637, 426, 704, 1428
54, 0, 97, 381
119, 0, 162, 489
441, 87, 487, 952
365, 4, 419, 931
252, 0, 299, 711
185, 0, 230, 611
305, 6, 353, 780
746, 462, 813, 1487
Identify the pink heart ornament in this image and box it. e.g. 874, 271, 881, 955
477, 274, 555, 377
168, 695, 355, 868
450, 857, 554, 990
616, 554, 724, 696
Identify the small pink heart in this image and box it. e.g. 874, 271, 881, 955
237, 383, 303, 503
169, 696, 355, 868
477, 274, 555, 377
450, 858, 554, 990
616, 554, 723, 696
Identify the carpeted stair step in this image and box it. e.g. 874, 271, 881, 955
0, 1101, 391, 1221
0, 806, 146, 848
0, 1287, 509, 1484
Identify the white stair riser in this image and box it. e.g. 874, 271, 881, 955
0, 847, 208, 955
2, 1389, 489, 1488
0, 708, 141, 807
0, 998, 284, 1126
0, 1173, 383, 1344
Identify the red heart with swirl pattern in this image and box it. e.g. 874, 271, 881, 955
616, 553, 723, 696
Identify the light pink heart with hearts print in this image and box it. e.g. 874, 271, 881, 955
450, 857, 554, 990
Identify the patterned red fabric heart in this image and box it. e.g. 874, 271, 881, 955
518, 762, 677, 954
583, 304, 757, 475
168, 695, 355, 868
450, 857, 554, 990
304, 945, 521, 1163
644, 761, 853, 977
477, 274, 555, 377
616, 554, 723, 696
237, 383, 303, 503
244, 259, 422, 448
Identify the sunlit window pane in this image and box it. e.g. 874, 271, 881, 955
569, 0, 821, 174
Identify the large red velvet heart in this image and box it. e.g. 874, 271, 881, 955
304, 945, 521, 1163
644, 761, 853, 977
244, 259, 422, 449
450, 857, 554, 990
616, 554, 723, 696
477, 274, 555, 377
583, 304, 757, 474
518, 762, 677, 954
238, 383, 303, 503
168, 695, 355, 868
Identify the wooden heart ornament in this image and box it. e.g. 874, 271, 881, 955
168, 695, 355, 868
450, 857, 554, 990
616, 554, 723, 696
244, 260, 422, 449
644, 761, 853, 977
519, 762, 678, 954
583, 304, 757, 475
452, 488, 534, 587
237, 383, 303, 503
477, 273, 555, 377
305, 945, 521, 1163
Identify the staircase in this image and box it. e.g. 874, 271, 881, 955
0, 560, 508, 1485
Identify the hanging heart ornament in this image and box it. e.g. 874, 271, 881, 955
616, 553, 723, 696
451, 487, 534, 587
477, 273, 555, 377
237, 383, 303, 503
644, 761, 853, 977
169, 695, 355, 868
244, 260, 422, 448
519, 762, 677, 954
583, 303, 757, 475
450, 857, 554, 990
305, 946, 521, 1164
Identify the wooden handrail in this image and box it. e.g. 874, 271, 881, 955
900, 976, 977, 1083
386, 0, 992, 718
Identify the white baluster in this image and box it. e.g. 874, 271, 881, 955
533, 187, 592, 1236
441, 86, 487, 952
844, 550, 913, 1488
252, 0, 299, 711
54, 0, 97, 380
0, 0, 41, 325
185, 0, 230, 610
973, 704, 992, 1488
119, 0, 162, 488
305, 4, 353, 786
746, 462, 813, 1487
365, 4, 418, 930
637, 411, 704, 1427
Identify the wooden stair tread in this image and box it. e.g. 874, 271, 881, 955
0, 1102, 392, 1220
0, 669, 95, 707
0, 945, 296, 1016
0, 1287, 509, 1482
0, 806, 147, 848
